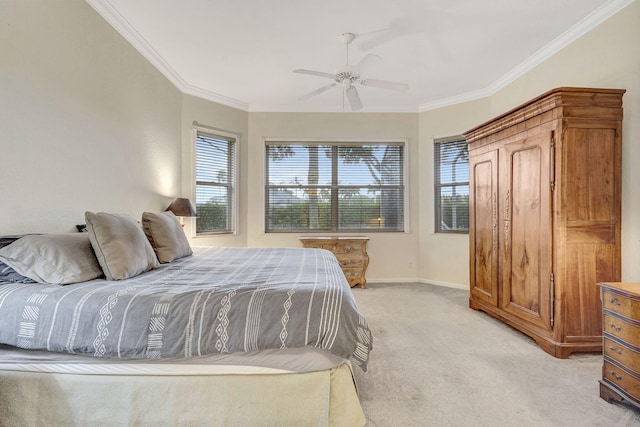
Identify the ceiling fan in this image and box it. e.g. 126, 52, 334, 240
293, 32, 409, 111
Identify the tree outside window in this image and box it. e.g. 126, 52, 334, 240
265, 142, 406, 233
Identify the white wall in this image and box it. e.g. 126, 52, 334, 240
0, 0, 182, 233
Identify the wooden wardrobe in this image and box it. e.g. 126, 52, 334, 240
465, 87, 625, 358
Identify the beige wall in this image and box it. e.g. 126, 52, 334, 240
180, 95, 249, 247
0, 0, 182, 233
2, 0, 638, 286
246, 113, 420, 281
417, 98, 491, 288
489, 1, 640, 282
417, 1, 640, 286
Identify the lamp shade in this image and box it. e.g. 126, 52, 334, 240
166, 198, 197, 217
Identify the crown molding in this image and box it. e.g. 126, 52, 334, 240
248, 104, 419, 113
486, 0, 636, 95
88, 0, 634, 114
418, 0, 635, 113
86, 0, 250, 112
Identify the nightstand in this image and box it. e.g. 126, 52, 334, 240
598, 282, 640, 410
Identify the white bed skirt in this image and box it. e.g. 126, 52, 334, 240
0, 362, 365, 426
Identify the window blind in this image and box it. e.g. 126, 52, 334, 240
265, 142, 405, 232
195, 130, 236, 234
434, 137, 469, 233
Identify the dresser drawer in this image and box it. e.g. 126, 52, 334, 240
604, 337, 640, 373
603, 314, 640, 345
336, 256, 364, 268
302, 241, 335, 251
603, 290, 640, 318
300, 240, 365, 254
342, 268, 363, 279
332, 243, 365, 255
603, 361, 640, 401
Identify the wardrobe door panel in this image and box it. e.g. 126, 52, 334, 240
500, 133, 553, 331
469, 150, 499, 306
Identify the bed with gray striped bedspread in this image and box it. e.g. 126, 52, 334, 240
0, 247, 372, 371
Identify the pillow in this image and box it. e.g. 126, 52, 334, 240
142, 211, 193, 263
85, 211, 158, 280
0, 234, 103, 285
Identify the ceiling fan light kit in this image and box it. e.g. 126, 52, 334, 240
293, 32, 409, 111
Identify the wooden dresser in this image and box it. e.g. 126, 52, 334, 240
598, 282, 640, 410
466, 87, 625, 358
299, 237, 369, 288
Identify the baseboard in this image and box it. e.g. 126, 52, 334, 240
419, 279, 469, 290
366, 278, 469, 290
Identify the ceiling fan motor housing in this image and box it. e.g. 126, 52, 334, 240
335, 71, 360, 86
340, 32, 356, 45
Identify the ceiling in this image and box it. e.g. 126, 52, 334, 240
88, 0, 629, 113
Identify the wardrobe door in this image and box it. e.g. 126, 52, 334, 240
500, 132, 554, 331
469, 149, 499, 306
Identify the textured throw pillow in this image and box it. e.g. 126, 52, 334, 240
142, 211, 193, 263
0, 234, 103, 285
85, 211, 159, 280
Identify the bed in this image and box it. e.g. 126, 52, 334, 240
0, 212, 372, 426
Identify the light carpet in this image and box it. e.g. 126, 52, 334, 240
351, 283, 640, 427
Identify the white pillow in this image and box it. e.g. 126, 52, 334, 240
0, 234, 103, 285
142, 211, 192, 263
85, 211, 159, 280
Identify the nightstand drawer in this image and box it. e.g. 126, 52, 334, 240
603, 361, 640, 401
604, 290, 640, 318
604, 337, 640, 373
603, 314, 640, 345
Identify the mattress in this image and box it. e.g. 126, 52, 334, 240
0, 345, 348, 375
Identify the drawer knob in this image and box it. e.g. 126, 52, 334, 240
609, 346, 622, 355
608, 297, 621, 306
610, 370, 622, 381
609, 323, 622, 332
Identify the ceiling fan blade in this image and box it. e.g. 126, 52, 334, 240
360, 79, 409, 91
345, 86, 363, 111
299, 83, 338, 101
352, 53, 382, 74
293, 69, 336, 80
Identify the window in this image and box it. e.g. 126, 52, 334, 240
434, 137, 469, 233
265, 141, 406, 233
194, 128, 237, 234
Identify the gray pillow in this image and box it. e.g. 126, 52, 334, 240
0, 234, 103, 285
85, 211, 159, 281
142, 211, 193, 263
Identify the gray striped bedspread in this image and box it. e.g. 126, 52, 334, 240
0, 247, 372, 371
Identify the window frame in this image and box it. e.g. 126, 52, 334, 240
263, 137, 409, 234
193, 124, 239, 236
434, 136, 469, 234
